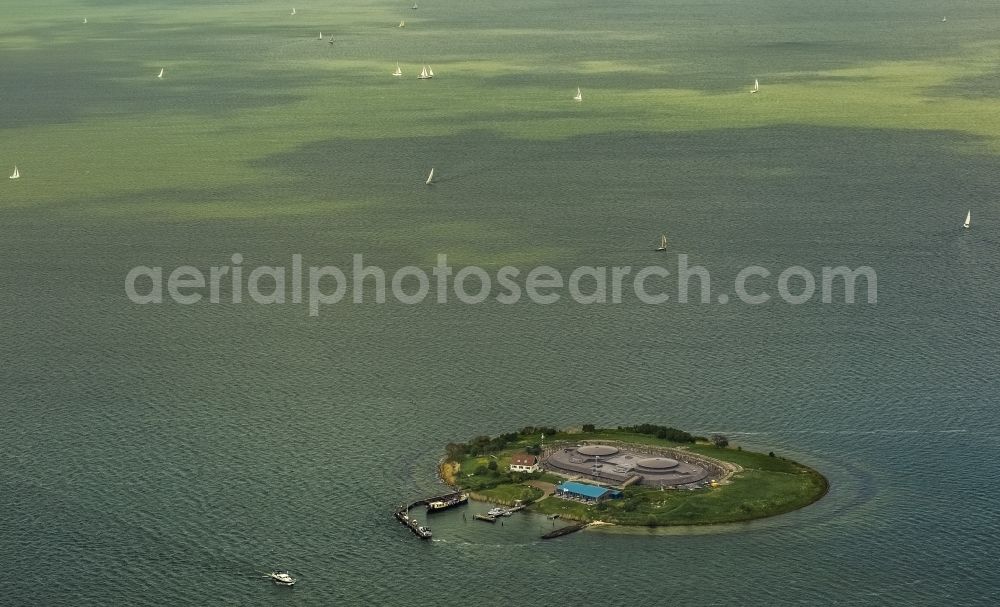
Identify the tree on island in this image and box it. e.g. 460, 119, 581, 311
445, 442, 467, 461
519, 425, 558, 437
623, 423, 695, 443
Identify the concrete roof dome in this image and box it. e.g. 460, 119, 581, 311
576, 445, 620, 457
636, 457, 680, 470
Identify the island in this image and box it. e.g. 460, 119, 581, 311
439, 424, 828, 527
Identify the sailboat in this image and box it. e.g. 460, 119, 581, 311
290, 7, 296, 15
963, 210, 971, 229
573, 87, 582, 101
750, 78, 759, 93
412, 3, 418, 9
655, 234, 667, 251
157, 68, 164, 78
318, 32, 323, 40
393, 62, 402, 76
82, 18, 87, 24
942, 16, 947, 22
418, 65, 432, 79
9, 166, 20, 180
399, 20, 405, 27
425, 168, 435, 185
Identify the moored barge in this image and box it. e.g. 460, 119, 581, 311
426, 493, 469, 513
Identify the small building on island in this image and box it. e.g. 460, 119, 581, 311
555, 481, 622, 503
509, 453, 540, 473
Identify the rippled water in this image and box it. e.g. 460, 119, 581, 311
2, 0, 1000, 605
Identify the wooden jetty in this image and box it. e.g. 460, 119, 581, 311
473, 513, 498, 523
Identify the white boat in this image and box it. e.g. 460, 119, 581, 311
269, 571, 296, 586
392, 62, 402, 76
9, 166, 20, 180
963, 210, 971, 229
318, 32, 323, 40
655, 234, 667, 251
157, 68, 164, 78
399, 20, 405, 27
573, 87, 582, 101
82, 18, 87, 24
942, 16, 947, 22
425, 168, 435, 184
412, 3, 418, 8
751, 78, 759, 93
290, 7, 296, 15
418, 65, 432, 79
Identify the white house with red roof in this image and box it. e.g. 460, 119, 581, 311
509, 452, 540, 473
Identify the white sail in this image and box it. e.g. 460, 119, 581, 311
9, 166, 19, 179
659, 234, 668, 249
963, 210, 971, 228
418, 65, 430, 79
393, 63, 402, 76
291, 7, 296, 15
157, 68, 164, 78
399, 20, 405, 27
82, 18, 87, 23
319, 32, 323, 40
427, 66, 433, 77
425, 168, 434, 184
751, 78, 759, 93
573, 87, 582, 101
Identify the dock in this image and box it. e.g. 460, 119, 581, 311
473, 513, 497, 523
394, 491, 466, 540
394, 510, 433, 539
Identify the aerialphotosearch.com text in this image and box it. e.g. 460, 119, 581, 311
125, 253, 878, 316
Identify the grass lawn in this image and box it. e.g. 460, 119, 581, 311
471, 483, 544, 505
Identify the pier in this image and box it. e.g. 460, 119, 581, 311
394, 509, 433, 539
394, 491, 466, 540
